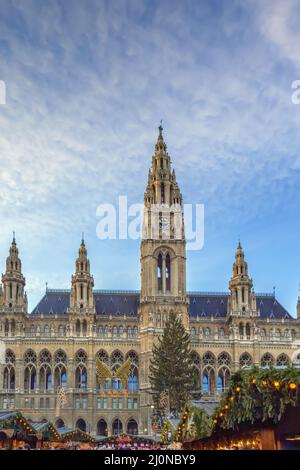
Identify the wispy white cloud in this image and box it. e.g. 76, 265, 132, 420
0, 0, 299, 312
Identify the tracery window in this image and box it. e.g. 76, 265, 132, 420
203, 352, 216, 367
75, 350, 87, 364
260, 352, 274, 367
239, 352, 253, 368
54, 350, 67, 389
3, 350, 15, 390
97, 350, 109, 365
24, 350, 37, 392
125, 350, 139, 366
217, 352, 231, 367
75, 350, 88, 388
276, 353, 290, 367
111, 350, 124, 390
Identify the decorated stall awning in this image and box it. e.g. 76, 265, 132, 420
0, 411, 35, 436
57, 426, 95, 443
29, 420, 61, 441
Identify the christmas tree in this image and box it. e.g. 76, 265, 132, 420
149, 312, 194, 414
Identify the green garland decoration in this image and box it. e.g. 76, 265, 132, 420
212, 366, 300, 432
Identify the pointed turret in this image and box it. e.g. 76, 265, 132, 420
1, 234, 27, 310
70, 236, 94, 311
228, 241, 257, 318
144, 124, 182, 207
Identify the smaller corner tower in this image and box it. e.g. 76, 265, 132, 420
228, 242, 257, 316
1, 233, 27, 312
70, 235, 95, 314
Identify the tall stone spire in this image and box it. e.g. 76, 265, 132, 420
1, 234, 27, 309
70, 237, 94, 311
144, 124, 182, 208
140, 125, 188, 307
228, 242, 257, 317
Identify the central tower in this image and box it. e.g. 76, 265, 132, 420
139, 126, 189, 432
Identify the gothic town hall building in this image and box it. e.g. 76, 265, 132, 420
1, 127, 300, 437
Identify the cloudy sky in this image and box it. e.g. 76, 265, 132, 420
0, 0, 299, 314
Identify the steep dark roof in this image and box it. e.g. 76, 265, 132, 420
30, 290, 293, 320
31, 289, 139, 317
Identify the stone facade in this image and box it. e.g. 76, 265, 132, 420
0, 127, 300, 437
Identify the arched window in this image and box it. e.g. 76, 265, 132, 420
127, 419, 138, 435
75, 350, 88, 389
125, 351, 139, 366
111, 350, 124, 390
204, 327, 211, 338
217, 368, 230, 393
55, 419, 64, 429
217, 352, 231, 368
202, 368, 214, 395
39, 350, 52, 391
24, 350, 37, 392
54, 350, 67, 389
219, 328, 225, 338
4, 320, 9, 337
161, 182, 165, 203
112, 326, 118, 337
157, 254, 162, 291
239, 352, 253, 368
11, 320, 15, 337
261, 353, 274, 368
97, 419, 108, 436
128, 367, 139, 391
76, 419, 86, 432
82, 320, 87, 336
30, 325, 36, 337
3, 350, 15, 390
245, 323, 251, 339
166, 254, 171, 291
239, 323, 244, 339
44, 325, 50, 337
276, 354, 290, 367
112, 419, 123, 436
58, 325, 65, 337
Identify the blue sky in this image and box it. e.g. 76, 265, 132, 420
0, 0, 299, 314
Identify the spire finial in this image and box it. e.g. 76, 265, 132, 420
12, 231, 16, 243
45, 282, 48, 293
158, 120, 163, 136
81, 232, 84, 245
